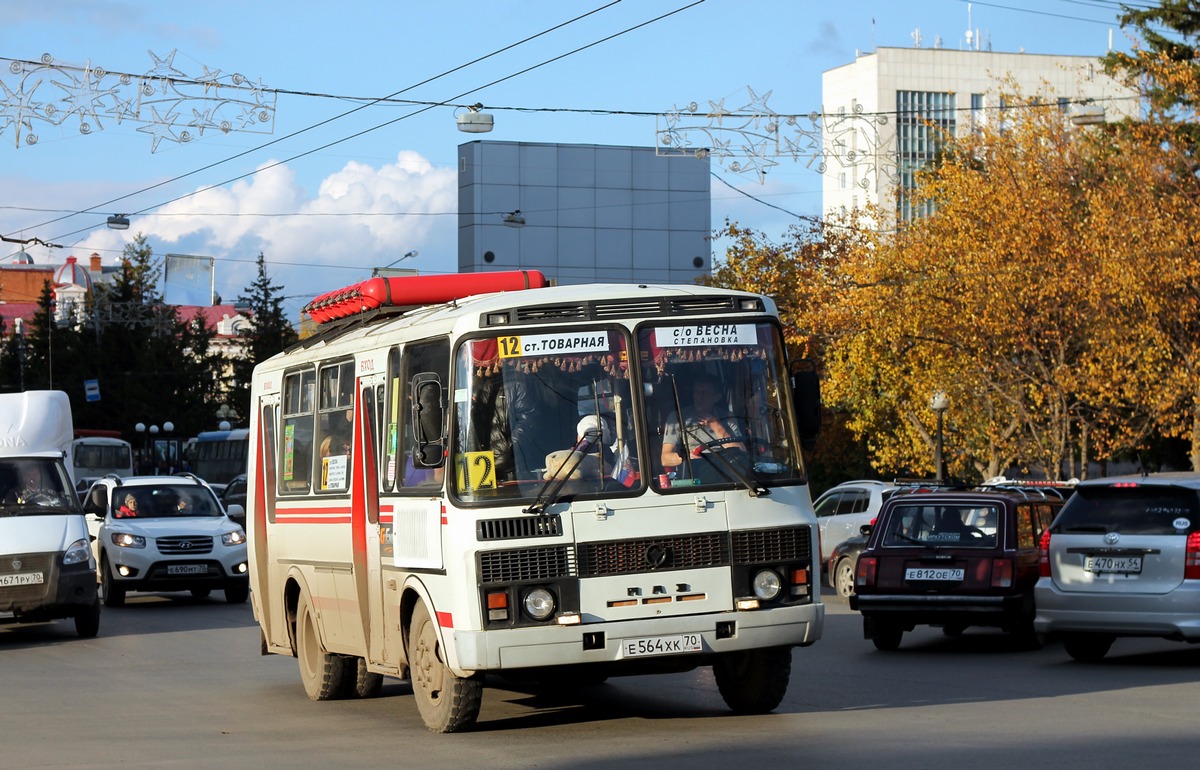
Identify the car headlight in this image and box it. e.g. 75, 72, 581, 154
62, 538, 91, 565
110, 532, 146, 549
522, 587, 556, 621
222, 529, 247, 546
751, 569, 783, 600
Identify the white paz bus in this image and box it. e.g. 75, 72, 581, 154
247, 271, 825, 732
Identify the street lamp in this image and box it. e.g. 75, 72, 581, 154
930, 391, 950, 483
216, 404, 239, 430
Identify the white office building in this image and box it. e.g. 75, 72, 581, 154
457, 141, 712, 285
821, 47, 1138, 222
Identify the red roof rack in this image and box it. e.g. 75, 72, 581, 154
303, 270, 550, 324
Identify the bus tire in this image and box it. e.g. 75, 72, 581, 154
224, 582, 249, 604
101, 557, 125, 608
712, 646, 791, 714
297, 596, 350, 700
353, 657, 384, 698
409, 600, 482, 732
74, 594, 101, 638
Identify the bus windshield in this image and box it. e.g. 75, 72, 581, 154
450, 321, 803, 504
452, 328, 635, 503
638, 321, 803, 491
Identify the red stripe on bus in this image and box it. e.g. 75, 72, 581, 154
274, 516, 353, 525
437, 611, 453, 628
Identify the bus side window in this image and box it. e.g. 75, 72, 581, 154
280, 368, 315, 493
399, 339, 450, 490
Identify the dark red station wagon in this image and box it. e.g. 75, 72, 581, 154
849, 487, 1064, 650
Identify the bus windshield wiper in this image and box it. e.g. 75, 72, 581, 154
523, 431, 601, 515
685, 432, 768, 497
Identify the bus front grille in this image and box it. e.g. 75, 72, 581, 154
731, 527, 812, 564
477, 515, 562, 541
478, 545, 576, 584
577, 532, 731, 577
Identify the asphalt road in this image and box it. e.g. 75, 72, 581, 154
3, 588, 1199, 769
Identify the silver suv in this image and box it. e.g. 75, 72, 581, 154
1035, 472, 1200, 661
814, 480, 899, 565
82, 474, 248, 607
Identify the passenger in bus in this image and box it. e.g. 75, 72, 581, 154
470, 370, 541, 482
116, 493, 140, 518
320, 409, 353, 459
660, 373, 746, 475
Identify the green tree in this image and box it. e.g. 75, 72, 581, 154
230, 252, 298, 420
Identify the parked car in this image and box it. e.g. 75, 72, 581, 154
813, 480, 899, 565
219, 474, 247, 529
81, 474, 248, 606
827, 530, 869, 599
1035, 472, 1200, 662
850, 487, 1064, 650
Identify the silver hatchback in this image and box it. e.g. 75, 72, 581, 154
1034, 472, 1200, 661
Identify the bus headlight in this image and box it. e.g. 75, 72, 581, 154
751, 569, 782, 601
522, 587, 556, 621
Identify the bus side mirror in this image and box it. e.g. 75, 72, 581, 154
411, 374, 445, 468
789, 357, 821, 452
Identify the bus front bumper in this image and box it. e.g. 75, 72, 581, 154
449, 602, 824, 674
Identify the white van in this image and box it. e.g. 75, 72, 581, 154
0, 391, 100, 637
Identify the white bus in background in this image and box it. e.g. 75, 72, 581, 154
247, 271, 825, 732
185, 428, 250, 486
72, 430, 134, 494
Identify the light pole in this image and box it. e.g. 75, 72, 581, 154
930, 391, 950, 483
216, 404, 238, 431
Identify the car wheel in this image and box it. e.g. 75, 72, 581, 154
224, 582, 249, 604
409, 600, 482, 732
101, 557, 125, 608
871, 620, 904, 651
74, 594, 101, 638
296, 595, 351, 700
712, 646, 792, 714
1063, 632, 1114, 662
834, 558, 856, 599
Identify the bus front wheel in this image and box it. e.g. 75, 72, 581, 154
712, 646, 791, 714
408, 600, 482, 733
296, 596, 350, 700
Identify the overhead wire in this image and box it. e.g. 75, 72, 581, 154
19, 1, 707, 248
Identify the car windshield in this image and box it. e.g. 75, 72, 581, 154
1052, 485, 1200, 535
0, 458, 77, 515
880, 503, 1000, 548
114, 486, 222, 519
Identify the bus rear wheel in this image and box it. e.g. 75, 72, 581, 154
409, 600, 482, 733
712, 646, 791, 714
296, 596, 350, 700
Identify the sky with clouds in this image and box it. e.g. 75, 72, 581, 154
0, 0, 1136, 319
